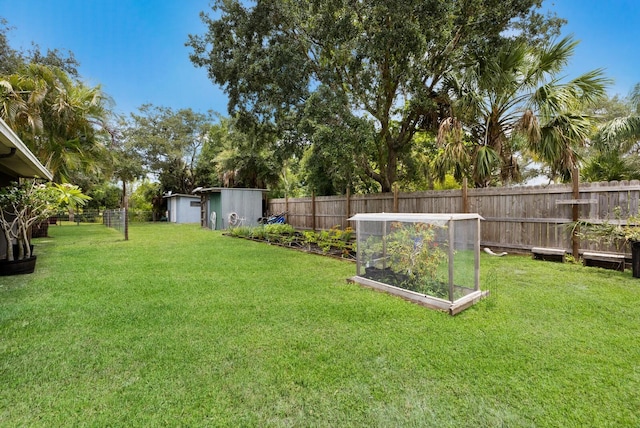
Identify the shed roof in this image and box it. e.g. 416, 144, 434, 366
162, 193, 200, 199
0, 118, 53, 180
191, 187, 267, 194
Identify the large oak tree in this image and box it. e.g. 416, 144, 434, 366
188, 0, 563, 192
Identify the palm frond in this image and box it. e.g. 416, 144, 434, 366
599, 115, 640, 145
532, 36, 579, 79
473, 145, 500, 186
515, 109, 541, 143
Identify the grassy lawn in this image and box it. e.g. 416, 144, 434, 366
1, 223, 639, 427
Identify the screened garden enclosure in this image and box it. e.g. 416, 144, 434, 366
349, 213, 488, 315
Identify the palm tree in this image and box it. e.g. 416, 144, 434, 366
0, 63, 111, 182
581, 83, 640, 182
598, 83, 640, 147
437, 37, 609, 187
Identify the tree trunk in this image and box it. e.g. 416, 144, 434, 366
381, 147, 398, 193
2, 230, 14, 262
121, 180, 127, 208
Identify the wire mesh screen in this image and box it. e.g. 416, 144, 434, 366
352, 213, 481, 304
103, 209, 127, 236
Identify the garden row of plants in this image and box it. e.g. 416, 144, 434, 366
226, 224, 356, 259
227, 221, 469, 301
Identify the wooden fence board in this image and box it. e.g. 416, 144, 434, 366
268, 181, 640, 254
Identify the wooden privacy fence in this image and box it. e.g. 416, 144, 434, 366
268, 180, 640, 255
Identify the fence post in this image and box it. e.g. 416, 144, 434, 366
312, 191, 316, 231
393, 184, 399, 213
462, 178, 469, 213
345, 188, 351, 229
124, 207, 129, 242
285, 194, 289, 224
572, 166, 580, 258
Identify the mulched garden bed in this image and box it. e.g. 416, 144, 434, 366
224, 229, 356, 261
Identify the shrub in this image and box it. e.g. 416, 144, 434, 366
264, 224, 296, 242
229, 226, 252, 238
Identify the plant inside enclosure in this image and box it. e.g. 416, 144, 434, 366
360, 222, 448, 297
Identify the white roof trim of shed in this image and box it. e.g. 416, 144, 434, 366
191, 187, 268, 194
163, 193, 200, 199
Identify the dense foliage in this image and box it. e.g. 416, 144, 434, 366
582, 84, 640, 182
437, 37, 609, 186
0, 21, 111, 183
0, 6, 637, 209
188, 0, 566, 191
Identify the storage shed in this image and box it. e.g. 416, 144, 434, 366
163, 193, 201, 224
192, 187, 267, 230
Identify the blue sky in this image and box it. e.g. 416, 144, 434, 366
0, 0, 225, 116
1, 0, 638, 118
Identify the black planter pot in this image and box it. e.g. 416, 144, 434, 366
32, 221, 49, 238
0, 256, 37, 276
631, 241, 640, 278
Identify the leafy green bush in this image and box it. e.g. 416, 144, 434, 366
229, 226, 252, 238
264, 224, 296, 243
250, 227, 266, 240
264, 224, 295, 235
302, 230, 318, 249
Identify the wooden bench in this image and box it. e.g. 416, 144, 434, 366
583, 252, 625, 272
531, 247, 566, 263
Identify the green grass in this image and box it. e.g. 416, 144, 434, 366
1, 223, 639, 427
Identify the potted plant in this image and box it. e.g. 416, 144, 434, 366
0, 180, 89, 275
579, 207, 640, 277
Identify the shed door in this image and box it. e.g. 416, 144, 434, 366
209, 193, 222, 229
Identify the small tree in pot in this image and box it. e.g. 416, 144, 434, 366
0, 180, 89, 271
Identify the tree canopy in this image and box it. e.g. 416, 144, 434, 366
188, 0, 564, 192
437, 37, 609, 186
0, 63, 111, 182
122, 105, 215, 194
0, 21, 111, 183
582, 84, 640, 182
